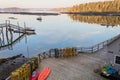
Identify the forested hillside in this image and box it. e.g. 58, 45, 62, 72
69, 0, 120, 12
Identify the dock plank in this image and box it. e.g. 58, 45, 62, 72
39, 54, 107, 80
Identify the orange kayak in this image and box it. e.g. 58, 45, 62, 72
38, 67, 51, 80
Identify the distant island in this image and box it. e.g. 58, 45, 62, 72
0, 7, 60, 15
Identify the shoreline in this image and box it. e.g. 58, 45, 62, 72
0, 12, 60, 16
0, 54, 27, 79
1, 12, 120, 16
0, 54, 23, 65
61, 12, 120, 16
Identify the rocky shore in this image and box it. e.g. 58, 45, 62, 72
0, 54, 27, 80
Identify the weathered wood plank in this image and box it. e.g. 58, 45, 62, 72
39, 53, 106, 80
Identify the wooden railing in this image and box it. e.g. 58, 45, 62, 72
77, 34, 120, 53
37, 33, 120, 59
35, 33, 120, 60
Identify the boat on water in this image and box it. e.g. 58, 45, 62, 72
36, 17, 42, 21
8, 17, 17, 20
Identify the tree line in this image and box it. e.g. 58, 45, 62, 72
69, 0, 120, 12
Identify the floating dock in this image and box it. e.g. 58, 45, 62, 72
39, 35, 120, 80
0, 20, 35, 50
39, 53, 105, 80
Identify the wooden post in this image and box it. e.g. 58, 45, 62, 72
43, 52, 46, 59
102, 42, 104, 48
5, 20, 10, 49
91, 47, 93, 53
7, 20, 10, 29
38, 54, 41, 62
1, 27, 5, 45
17, 22, 20, 30
107, 40, 109, 45
27, 46, 29, 59
5, 20, 7, 28
24, 22, 27, 34
81, 48, 82, 52
8, 20, 13, 44
17, 22, 21, 37
97, 44, 99, 50
49, 49, 51, 58
23, 22, 28, 43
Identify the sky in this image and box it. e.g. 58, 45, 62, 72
0, 0, 110, 8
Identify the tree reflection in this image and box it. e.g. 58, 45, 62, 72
68, 14, 120, 27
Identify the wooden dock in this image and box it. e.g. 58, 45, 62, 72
0, 20, 35, 50
1, 20, 120, 80
0, 20, 35, 34
5, 32, 120, 80
39, 53, 106, 80
38, 34, 120, 80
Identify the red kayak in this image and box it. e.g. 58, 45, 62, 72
38, 67, 51, 80
29, 69, 39, 80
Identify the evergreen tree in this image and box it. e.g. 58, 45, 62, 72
69, 0, 120, 12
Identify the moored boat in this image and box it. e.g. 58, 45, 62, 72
37, 17, 42, 21
8, 17, 17, 20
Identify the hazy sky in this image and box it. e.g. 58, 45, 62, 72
0, 0, 109, 8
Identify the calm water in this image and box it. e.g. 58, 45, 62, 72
0, 14, 120, 58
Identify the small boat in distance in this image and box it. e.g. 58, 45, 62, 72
8, 17, 17, 20
37, 17, 42, 21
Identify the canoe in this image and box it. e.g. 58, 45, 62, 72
38, 67, 51, 80
29, 69, 39, 80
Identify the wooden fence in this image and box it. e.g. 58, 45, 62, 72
77, 34, 120, 53
37, 33, 120, 59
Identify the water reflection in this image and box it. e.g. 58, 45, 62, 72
0, 19, 36, 51
0, 26, 25, 50
0, 14, 120, 58
68, 14, 120, 27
